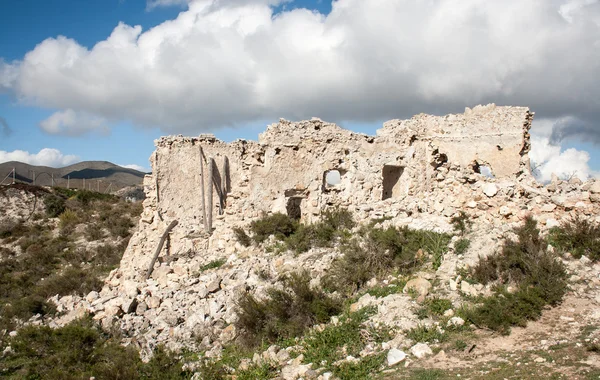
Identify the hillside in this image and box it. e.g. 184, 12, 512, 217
0, 161, 147, 191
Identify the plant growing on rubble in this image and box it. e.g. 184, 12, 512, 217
235, 270, 343, 346
548, 215, 600, 261
322, 224, 451, 294
451, 211, 473, 236
462, 216, 568, 334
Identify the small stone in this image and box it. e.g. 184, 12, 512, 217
387, 348, 407, 366
447, 316, 465, 327
499, 206, 512, 217
207, 278, 222, 294
410, 343, 433, 359
403, 278, 432, 297
482, 183, 498, 197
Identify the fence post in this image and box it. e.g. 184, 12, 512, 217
145, 220, 179, 280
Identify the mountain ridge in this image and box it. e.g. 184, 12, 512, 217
0, 160, 147, 191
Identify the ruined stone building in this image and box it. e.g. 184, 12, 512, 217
55, 104, 599, 354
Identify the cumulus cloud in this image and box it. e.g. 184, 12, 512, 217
0, 148, 79, 167
1, 0, 600, 136
39, 109, 109, 136
119, 163, 149, 172
529, 136, 598, 182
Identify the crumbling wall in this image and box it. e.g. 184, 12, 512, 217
114, 104, 536, 283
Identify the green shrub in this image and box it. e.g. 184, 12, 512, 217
235, 270, 343, 345
406, 324, 448, 343
107, 215, 134, 238
299, 307, 390, 379
416, 297, 453, 319
250, 213, 298, 243
44, 194, 66, 217
464, 216, 568, 334
200, 258, 226, 272
93, 244, 122, 267
0, 318, 191, 379
451, 211, 473, 236
454, 238, 470, 255
59, 209, 80, 231
36, 266, 104, 298
84, 222, 105, 241
0, 220, 30, 240
323, 225, 450, 294
233, 227, 252, 247
548, 216, 600, 260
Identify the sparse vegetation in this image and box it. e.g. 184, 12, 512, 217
0, 317, 191, 379
451, 211, 473, 236
0, 186, 141, 338
462, 216, 568, 334
548, 216, 600, 261
249, 213, 298, 243
323, 224, 451, 294
454, 238, 470, 255
200, 258, 226, 272
234, 208, 355, 254
235, 270, 343, 346
233, 227, 251, 247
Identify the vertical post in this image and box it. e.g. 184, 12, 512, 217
97, 180, 100, 192
83, 178, 85, 189
12, 168, 15, 184
207, 157, 214, 232
51, 173, 54, 187
199, 147, 208, 233
32, 171, 35, 185
67, 175, 70, 189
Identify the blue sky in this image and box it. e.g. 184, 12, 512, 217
0, 0, 598, 178
0, 0, 333, 171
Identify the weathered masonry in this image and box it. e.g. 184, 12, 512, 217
114, 104, 534, 280
150, 104, 532, 225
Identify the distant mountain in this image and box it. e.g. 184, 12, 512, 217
0, 161, 148, 192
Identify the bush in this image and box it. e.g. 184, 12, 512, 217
107, 215, 134, 238
233, 227, 252, 247
250, 213, 298, 243
0, 318, 191, 379
44, 194, 66, 217
59, 209, 80, 231
36, 266, 104, 298
464, 216, 568, 334
548, 216, 600, 260
454, 238, 470, 255
235, 270, 343, 345
416, 297, 453, 319
84, 222, 105, 241
323, 225, 450, 294
0, 220, 28, 239
200, 258, 226, 272
451, 211, 473, 236
285, 208, 355, 254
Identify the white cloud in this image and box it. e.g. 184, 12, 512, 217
1, 0, 600, 135
119, 163, 149, 172
530, 136, 598, 182
0, 148, 79, 167
146, 0, 191, 10
39, 109, 109, 136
